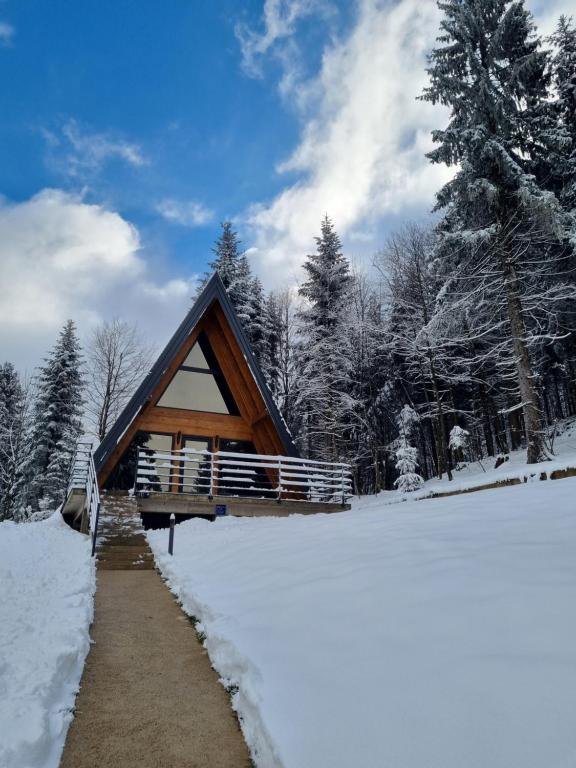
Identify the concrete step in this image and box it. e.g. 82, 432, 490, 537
96, 497, 154, 572
98, 562, 155, 571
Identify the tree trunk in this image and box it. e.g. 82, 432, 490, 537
502, 255, 545, 464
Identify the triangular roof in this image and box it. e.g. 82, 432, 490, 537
94, 272, 298, 476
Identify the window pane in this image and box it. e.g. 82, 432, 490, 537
140, 433, 173, 492
182, 343, 210, 369
157, 369, 230, 413
180, 438, 211, 494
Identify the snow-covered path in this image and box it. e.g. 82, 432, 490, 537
148, 479, 576, 768
0, 514, 95, 768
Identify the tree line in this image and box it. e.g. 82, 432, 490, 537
1, 1, 575, 518
211, 5, 576, 493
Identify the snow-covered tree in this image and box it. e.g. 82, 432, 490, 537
199, 221, 243, 293
200, 222, 267, 363
549, 16, 576, 213
449, 425, 470, 465
394, 405, 424, 493
297, 215, 357, 462
422, 0, 576, 464
19, 321, 84, 514
0, 364, 30, 521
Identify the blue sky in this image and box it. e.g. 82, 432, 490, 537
0, 0, 570, 371
1, 0, 312, 272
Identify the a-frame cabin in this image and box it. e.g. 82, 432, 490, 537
94, 273, 351, 519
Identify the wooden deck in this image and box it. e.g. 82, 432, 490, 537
137, 492, 351, 518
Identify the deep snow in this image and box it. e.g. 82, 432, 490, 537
0, 514, 95, 768
148, 479, 576, 768
385, 416, 576, 503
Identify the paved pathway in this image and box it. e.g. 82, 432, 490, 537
60, 494, 251, 768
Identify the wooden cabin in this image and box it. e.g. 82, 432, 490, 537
93, 273, 351, 521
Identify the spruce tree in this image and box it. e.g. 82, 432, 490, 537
200, 221, 243, 292
20, 320, 84, 514
200, 222, 267, 364
394, 405, 424, 493
297, 215, 355, 462
550, 16, 576, 212
0, 363, 28, 520
422, 0, 574, 464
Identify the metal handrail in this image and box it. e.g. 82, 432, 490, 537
134, 447, 353, 504
67, 441, 101, 555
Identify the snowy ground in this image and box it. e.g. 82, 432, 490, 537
0, 514, 95, 768
386, 416, 576, 503
149, 479, 576, 768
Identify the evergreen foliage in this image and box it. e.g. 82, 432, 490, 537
421, 0, 576, 464
296, 215, 357, 462
0, 364, 29, 520
394, 405, 424, 493
19, 320, 84, 514
200, 222, 267, 364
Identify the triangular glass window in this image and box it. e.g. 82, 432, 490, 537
157, 332, 239, 415
182, 343, 210, 369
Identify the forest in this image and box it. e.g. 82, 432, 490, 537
1, 2, 576, 516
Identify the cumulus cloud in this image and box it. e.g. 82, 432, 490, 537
243, 0, 451, 279
240, 0, 574, 284
156, 198, 214, 227
0, 189, 196, 371
43, 119, 147, 179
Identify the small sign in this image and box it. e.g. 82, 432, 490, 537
215, 504, 227, 517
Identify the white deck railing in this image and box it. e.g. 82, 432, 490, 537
134, 447, 353, 504
67, 441, 101, 554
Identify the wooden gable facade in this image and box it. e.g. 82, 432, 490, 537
94, 273, 297, 489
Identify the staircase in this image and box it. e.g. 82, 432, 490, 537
96, 492, 155, 571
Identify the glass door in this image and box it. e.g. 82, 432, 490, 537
179, 436, 212, 494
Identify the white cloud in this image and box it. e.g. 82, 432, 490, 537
235, 0, 333, 78
244, 0, 452, 280
156, 198, 214, 227
0, 189, 196, 371
43, 119, 147, 178
243, 0, 574, 284
532, 0, 575, 36
0, 21, 14, 46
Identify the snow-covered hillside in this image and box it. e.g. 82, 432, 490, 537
383, 417, 576, 503
149, 479, 576, 768
0, 514, 95, 768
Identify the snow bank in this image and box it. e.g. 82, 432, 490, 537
0, 514, 95, 768
149, 480, 576, 768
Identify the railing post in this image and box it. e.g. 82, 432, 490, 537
209, 451, 215, 500
341, 466, 346, 507
168, 513, 175, 555
133, 447, 140, 496
277, 457, 283, 504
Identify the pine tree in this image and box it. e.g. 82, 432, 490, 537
297, 215, 356, 462
200, 221, 243, 293
422, 0, 575, 464
200, 222, 267, 363
549, 16, 576, 212
0, 364, 29, 520
394, 405, 424, 493
20, 321, 84, 514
